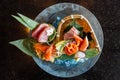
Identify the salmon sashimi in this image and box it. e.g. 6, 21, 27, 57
37, 27, 49, 42
73, 33, 83, 46
33, 43, 49, 58
44, 44, 55, 62
79, 36, 89, 52
33, 43, 49, 53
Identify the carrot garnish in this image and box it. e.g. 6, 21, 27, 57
64, 43, 78, 56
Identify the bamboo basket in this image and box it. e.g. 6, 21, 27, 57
56, 14, 101, 52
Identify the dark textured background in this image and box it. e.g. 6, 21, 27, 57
0, 0, 120, 80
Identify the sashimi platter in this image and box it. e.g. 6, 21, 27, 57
10, 3, 103, 77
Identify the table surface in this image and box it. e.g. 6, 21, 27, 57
0, 0, 120, 80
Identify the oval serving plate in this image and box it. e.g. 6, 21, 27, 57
33, 3, 104, 77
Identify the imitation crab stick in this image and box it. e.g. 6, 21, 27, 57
79, 36, 89, 52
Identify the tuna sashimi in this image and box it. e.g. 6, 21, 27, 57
32, 23, 49, 39
37, 27, 49, 43
64, 27, 80, 40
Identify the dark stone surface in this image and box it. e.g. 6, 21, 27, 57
0, 0, 120, 80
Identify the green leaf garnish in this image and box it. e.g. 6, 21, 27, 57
57, 54, 74, 60
63, 25, 73, 33
85, 48, 99, 58
12, 13, 39, 30
64, 20, 83, 33
9, 38, 37, 57
17, 13, 39, 30
70, 20, 83, 31
12, 15, 29, 28
48, 29, 56, 42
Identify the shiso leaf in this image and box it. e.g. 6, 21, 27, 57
85, 48, 99, 58
9, 38, 37, 57
17, 13, 39, 30
57, 54, 74, 60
